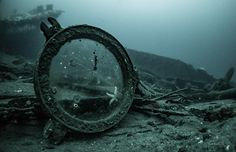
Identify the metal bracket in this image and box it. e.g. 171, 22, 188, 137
40, 17, 62, 41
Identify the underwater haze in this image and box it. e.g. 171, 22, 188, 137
1, 0, 236, 81
1, 1, 236, 152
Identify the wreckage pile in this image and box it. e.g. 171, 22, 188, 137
0, 51, 235, 151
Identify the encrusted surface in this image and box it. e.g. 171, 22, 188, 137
35, 24, 137, 133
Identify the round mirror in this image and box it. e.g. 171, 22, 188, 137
34, 25, 137, 133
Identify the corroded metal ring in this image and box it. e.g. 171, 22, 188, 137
34, 24, 137, 133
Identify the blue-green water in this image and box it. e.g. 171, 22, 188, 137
1, 0, 236, 81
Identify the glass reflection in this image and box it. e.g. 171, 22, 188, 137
49, 39, 123, 121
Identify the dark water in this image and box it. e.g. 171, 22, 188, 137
0, 1, 236, 152
1, 0, 236, 81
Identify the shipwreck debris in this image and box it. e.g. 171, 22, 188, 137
0, 17, 235, 148
0, 4, 63, 57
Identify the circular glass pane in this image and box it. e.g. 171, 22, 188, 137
49, 39, 124, 121
35, 25, 136, 132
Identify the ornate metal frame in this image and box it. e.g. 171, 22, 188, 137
34, 18, 138, 133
